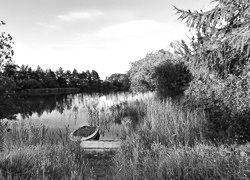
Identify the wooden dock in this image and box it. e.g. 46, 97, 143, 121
80, 140, 121, 152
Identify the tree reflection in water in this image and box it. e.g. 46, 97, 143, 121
19, 94, 75, 120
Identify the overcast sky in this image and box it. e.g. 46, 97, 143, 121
2, 0, 214, 79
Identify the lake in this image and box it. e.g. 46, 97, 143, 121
12, 93, 122, 140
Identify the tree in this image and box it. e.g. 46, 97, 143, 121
128, 50, 177, 92
85, 70, 92, 92
17, 64, 29, 81
65, 70, 72, 87
43, 68, 59, 88
56, 67, 67, 88
91, 70, 101, 92
174, 0, 250, 77
105, 73, 130, 91
0, 77, 17, 119
175, 0, 250, 143
78, 71, 88, 91
35, 65, 45, 82
2, 62, 19, 80
72, 68, 80, 87
0, 21, 14, 73
0, 21, 21, 120
154, 60, 192, 99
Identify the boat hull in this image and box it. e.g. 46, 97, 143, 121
69, 126, 100, 142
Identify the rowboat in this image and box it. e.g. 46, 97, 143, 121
69, 126, 100, 142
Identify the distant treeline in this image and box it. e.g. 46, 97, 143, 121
1, 64, 130, 94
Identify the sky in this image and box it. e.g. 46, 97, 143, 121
1, 0, 214, 80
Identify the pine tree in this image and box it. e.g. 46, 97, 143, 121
175, 0, 250, 143
174, 0, 250, 77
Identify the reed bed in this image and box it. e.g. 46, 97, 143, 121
0, 122, 93, 179
113, 142, 250, 180
81, 92, 154, 134
82, 92, 206, 146
142, 98, 206, 147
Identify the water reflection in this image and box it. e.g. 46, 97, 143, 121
19, 94, 74, 119
14, 93, 122, 140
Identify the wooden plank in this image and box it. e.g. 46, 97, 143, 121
80, 140, 121, 152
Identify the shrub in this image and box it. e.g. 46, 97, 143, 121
128, 50, 176, 92
185, 71, 250, 143
0, 77, 20, 119
154, 60, 192, 99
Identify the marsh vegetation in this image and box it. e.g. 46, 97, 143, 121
2, 0, 250, 179
1, 92, 250, 179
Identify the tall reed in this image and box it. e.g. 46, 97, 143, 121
143, 98, 206, 147
110, 93, 250, 179
113, 142, 250, 180
0, 122, 90, 179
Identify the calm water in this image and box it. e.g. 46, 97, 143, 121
13, 93, 122, 140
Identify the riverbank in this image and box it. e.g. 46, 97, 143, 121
24, 88, 80, 95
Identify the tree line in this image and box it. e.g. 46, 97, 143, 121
0, 62, 130, 119
1, 63, 130, 93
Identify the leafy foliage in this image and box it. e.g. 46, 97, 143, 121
105, 73, 130, 92
128, 49, 191, 99
175, 0, 250, 143
0, 21, 14, 73
154, 60, 192, 99
175, 0, 250, 77
0, 77, 17, 119
128, 50, 176, 92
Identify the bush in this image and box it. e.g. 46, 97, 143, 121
154, 60, 192, 99
0, 77, 19, 119
128, 50, 176, 92
185, 71, 250, 144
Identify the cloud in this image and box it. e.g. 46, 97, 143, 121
37, 22, 60, 30
13, 20, 190, 80
57, 10, 103, 21
75, 19, 190, 58
95, 20, 171, 39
